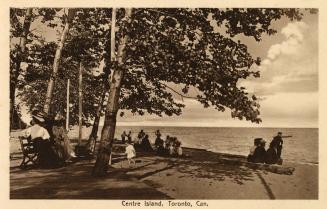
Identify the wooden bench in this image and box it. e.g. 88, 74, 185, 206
19, 136, 38, 169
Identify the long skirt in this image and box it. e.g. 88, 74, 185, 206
34, 138, 64, 168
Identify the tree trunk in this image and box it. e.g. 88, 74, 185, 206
92, 8, 132, 176
43, 9, 76, 115
10, 8, 32, 130
66, 79, 70, 130
87, 88, 106, 145
87, 8, 116, 146
78, 62, 83, 144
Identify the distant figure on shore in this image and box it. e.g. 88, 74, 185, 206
155, 130, 163, 149
164, 136, 183, 157
156, 138, 165, 156
169, 143, 174, 155
176, 140, 183, 156
247, 138, 262, 162
265, 143, 279, 164
138, 130, 145, 141
127, 131, 132, 143
252, 139, 266, 163
155, 130, 161, 139
121, 131, 127, 144
125, 142, 136, 165
165, 135, 170, 149
141, 134, 153, 152
270, 132, 292, 160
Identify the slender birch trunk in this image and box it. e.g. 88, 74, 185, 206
87, 86, 106, 146
78, 62, 83, 144
92, 8, 132, 176
43, 9, 76, 115
10, 8, 32, 129
87, 9, 116, 146
66, 79, 70, 130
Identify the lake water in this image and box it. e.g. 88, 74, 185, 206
70, 126, 318, 165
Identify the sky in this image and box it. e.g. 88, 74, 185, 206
20, 9, 319, 128
117, 11, 319, 128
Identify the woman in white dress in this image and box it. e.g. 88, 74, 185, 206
21, 112, 52, 167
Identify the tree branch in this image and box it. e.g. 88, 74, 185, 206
159, 82, 198, 100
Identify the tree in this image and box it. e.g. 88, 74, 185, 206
10, 8, 63, 127
43, 9, 77, 115
92, 8, 308, 175
18, 8, 113, 126
10, 8, 32, 129
87, 9, 114, 146
92, 8, 132, 176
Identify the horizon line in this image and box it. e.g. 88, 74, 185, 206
71, 124, 318, 129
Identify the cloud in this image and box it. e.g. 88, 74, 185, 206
266, 22, 307, 61
255, 22, 309, 74
240, 20, 318, 96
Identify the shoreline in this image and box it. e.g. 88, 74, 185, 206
9, 135, 318, 199
10, 128, 319, 166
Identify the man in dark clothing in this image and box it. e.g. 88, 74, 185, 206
138, 130, 145, 140
127, 131, 132, 143
121, 131, 127, 144
270, 132, 292, 160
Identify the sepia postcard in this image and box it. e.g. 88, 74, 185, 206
1, 0, 326, 209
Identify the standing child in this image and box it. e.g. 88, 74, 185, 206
125, 143, 136, 165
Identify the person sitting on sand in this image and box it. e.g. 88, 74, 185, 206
175, 140, 183, 156
156, 139, 165, 156
125, 142, 136, 165
165, 135, 170, 149
155, 134, 163, 149
169, 137, 178, 155
141, 134, 153, 152
169, 143, 174, 155
252, 139, 266, 163
265, 143, 278, 164
247, 138, 262, 162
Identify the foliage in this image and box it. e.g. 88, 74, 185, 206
14, 8, 111, 125
118, 8, 306, 123
11, 8, 309, 125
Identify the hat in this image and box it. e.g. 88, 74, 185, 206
278, 132, 282, 135
32, 111, 46, 123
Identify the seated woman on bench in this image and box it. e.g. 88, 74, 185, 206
22, 112, 50, 141
21, 112, 55, 168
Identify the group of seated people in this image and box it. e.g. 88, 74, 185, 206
162, 135, 183, 157
154, 130, 183, 157
132, 129, 183, 157
133, 130, 154, 152
247, 137, 281, 165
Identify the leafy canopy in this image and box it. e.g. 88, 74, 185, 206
12, 8, 308, 124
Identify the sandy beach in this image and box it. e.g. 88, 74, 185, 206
9, 134, 318, 199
